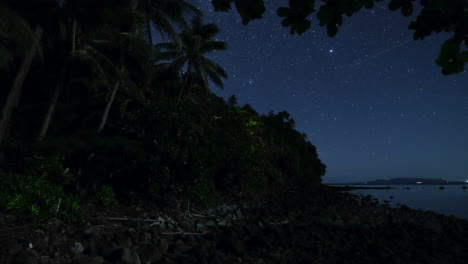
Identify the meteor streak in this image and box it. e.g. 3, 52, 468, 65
352, 39, 413, 66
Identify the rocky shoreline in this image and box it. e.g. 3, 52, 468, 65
1, 186, 468, 264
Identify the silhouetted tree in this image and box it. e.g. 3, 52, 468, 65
211, 0, 468, 75
156, 16, 228, 99
0, 3, 43, 147
136, 0, 200, 47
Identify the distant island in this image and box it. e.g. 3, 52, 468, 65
328, 178, 468, 185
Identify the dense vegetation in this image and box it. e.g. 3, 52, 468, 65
0, 0, 325, 221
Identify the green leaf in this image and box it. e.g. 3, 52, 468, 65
282, 18, 292, 27
211, 0, 232, 12
277, 7, 289, 17
458, 51, 468, 62
235, 0, 266, 25
297, 19, 312, 35
352, 2, 364, 13
317, 6, 333, 25
364, 0, 375, 9
327, 24, 338, 37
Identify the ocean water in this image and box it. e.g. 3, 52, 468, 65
337, 185, 468, 220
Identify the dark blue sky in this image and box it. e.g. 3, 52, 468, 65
189, 1, 468, 183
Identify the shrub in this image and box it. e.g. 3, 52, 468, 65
95, 185, 119, 209
0, 156, 84, 222
0, 172, 84, 222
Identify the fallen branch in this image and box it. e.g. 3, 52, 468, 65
161, 231, 208, 236
90, 217, 159, 222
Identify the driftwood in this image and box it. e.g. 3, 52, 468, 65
90, 217, 160, 222
161, 231, 208, 236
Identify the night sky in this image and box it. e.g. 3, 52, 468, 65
188, 1, 468, 183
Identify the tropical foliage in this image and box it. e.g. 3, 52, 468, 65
0, 0, 326, 221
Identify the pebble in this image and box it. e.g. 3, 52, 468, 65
84, 225, 101, 236
71, 242, 84, 254
158, 238, 169, 255
70, 256, 104, 264
11, 250, 37, 264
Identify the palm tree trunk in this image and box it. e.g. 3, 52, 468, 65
145, 14, 153, 46
37, 18, 78, 141
97, 81, 120, 133
37, 78, 62, 141
0, 26, 43, 147
178, 62, 193, 100
72, 18, 77, 53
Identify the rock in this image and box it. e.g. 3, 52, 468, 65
207, 251, 226, 264
39, 255, 50, 264
84, 225, 101, 237
179, 220, 194, 231
113, 231, 133, 248
174, 240, 191, 254
160, 257, 177, 264
7, 240, 22, 256
140, 231, 152, 244
191, 242, 211, 258
108, 247, 133, 264
97, 240, 119, 258
71, 256, 104, 264
133, 251, 142, 264
177, 253, 199, 264
83, 236, 97, 255
33, 229, 46, 240
70, 242, 84, 254
137, 245, 162, 263
219, 230, 244, 255
298, 253, 314, 264
205, 220, 216, 227
11, 250, 37, 264
158, 238, 169, 255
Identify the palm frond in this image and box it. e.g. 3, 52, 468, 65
194, 63, 210, 92
73, 49, 110, 84
182, 2, 202, 16
152, 9, 181, 48
200, 41, 227, 53
0, 4, 41, 68
200, 24, 221, 40
206, 69, 225, 90
202, 57, 228, 79
170, 56, 189, 72
155, 50, 181, 61
155, 42, 179, 51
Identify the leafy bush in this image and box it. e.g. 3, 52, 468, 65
0, 172, 83, 222
189, 176, 220, 208
0, 156, 84, 222
95, 185, 119, 209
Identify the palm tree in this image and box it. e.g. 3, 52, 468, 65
136, 0, 200, 47
156, 16, 228, 99
0, 4, 37, 70
37, 1, 150, 138
87, 29, 150, 133
0, 4, 43, 147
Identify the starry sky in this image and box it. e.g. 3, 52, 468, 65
188, 1, 468, 183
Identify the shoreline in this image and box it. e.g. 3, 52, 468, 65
2, 185, 468, 263
328, 185, 395, 191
